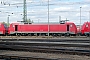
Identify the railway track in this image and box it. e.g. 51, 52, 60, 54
0, 41, 90, 47
0, 38, 90, 43
0, 44, 90, 56
0, 36, 89, 39
0, 40, 90, 56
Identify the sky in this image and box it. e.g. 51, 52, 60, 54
0, 0, 90, 25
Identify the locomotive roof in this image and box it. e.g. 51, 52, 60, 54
83, 22, 90, 25
84, 22, 90, 23
11, 22, 74, 25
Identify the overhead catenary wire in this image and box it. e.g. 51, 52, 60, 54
1, 1, 90, 7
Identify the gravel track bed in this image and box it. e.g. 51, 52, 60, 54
0, 50, 90, 60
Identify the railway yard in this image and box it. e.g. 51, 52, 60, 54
1, 0, 90, 60
0, 36, 90, 60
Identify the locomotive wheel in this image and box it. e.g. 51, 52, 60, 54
17, 33, 20, 36
28, 34, 31, 36
65, 33, 70, 37
21, 33, 25, 36
59, 34, 62, 37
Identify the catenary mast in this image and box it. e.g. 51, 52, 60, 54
23, 0, 27, 23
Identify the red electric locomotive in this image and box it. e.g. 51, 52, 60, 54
8, 22, 77, 36
0, 23, 6, 35
81, 22, 90, 36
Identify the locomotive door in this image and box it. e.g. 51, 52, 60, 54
15, 25, 18, 31
67, 25, 69, 31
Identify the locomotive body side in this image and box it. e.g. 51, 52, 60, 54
18, 24, 48, 33
8, 23, 48, 36
17, 24, 48, 36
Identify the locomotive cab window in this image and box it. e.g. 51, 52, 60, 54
70, 24, 72, 27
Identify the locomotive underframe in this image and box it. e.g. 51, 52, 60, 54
84, 32, 90, 36
9, 31, 76, 36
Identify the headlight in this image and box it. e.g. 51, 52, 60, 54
70, 24, 72, 27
